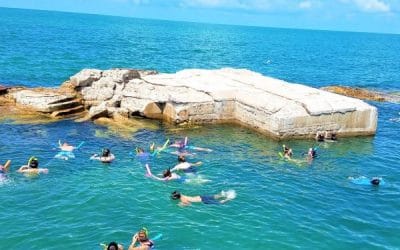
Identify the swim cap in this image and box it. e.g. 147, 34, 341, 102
171, 190, 181, 200
107, 242, 118, 250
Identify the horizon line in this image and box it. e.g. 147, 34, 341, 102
1, 6, 399, 36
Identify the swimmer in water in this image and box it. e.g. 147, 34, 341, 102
170, 190, 235, 206
149, 168, 182, 182
17, 157, 49, 174
128, 228, 154, 250
307, 147, 317, 160
170, 155, 202, 173
170, 137, 212, 152
91, 148, 115, 163
58, 140, 76, 152
282, 145, 293, 160
349, 176, 384, 186
315, 131, 325, 142
370, 178, 380, 186
103, 242, 123, 250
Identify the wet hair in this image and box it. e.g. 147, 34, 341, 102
28, 157, 39, 169
171, 190, 181, 200
138, 228, 149, 242
331, 133, 337, 140
102, 148, 111, 157
107, 242, 118, 250
136, 147, 144, 154
163, 168, 172, 178
178, 155, 186, 163
371, 178, 380, 186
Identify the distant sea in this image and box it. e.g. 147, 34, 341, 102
0, 7, 399, 250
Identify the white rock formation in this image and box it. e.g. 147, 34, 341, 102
13, 68, 378, 138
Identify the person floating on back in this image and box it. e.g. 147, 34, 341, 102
17, 157, 49, 174
170, 190, 236, 206
91, 148, 115, 163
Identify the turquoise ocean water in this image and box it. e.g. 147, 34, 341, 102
0, 7, 400, 249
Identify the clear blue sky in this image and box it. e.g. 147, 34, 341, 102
0, 0, 399, 34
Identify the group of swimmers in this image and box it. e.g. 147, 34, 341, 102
280, 132, 382, 186
136, 137, 236, 205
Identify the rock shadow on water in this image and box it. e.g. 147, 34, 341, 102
93, 115, 159, 139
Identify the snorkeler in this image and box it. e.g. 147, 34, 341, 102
170, 155, 202, 173
349, 176, 384, 186
146, 165, 183, 182
282, 145, 293, 159
170, 137, 212, 152
17, 157, 49, 174
170, 190, 236, 206
58, 140, 76, 152
307, 147, 317, 160
128, 228, 154, 250
91, 148, 115, 163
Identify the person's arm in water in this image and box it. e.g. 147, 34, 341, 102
17, 165, 29, 173
3, 160, 11, 171
128, 234, 151, 250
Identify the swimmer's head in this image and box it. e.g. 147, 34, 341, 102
178, 155, 186, 162
171, 190, 181, 200
163, 168, 172, 178
107, 242, 119, 250
136, 147, 144, 154
138, 228, 149, 242
102, 148, 111, 157
371, 178, 380, 186
28, 157, 38, 169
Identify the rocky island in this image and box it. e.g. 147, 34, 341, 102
0, 68, 378, 139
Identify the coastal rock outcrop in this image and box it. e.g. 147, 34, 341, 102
8, 68, 378, 139
68, 68, 377, 138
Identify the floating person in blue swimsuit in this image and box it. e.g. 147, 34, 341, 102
170, 155, 202, 173
170, 190, 236, 206
91, 148, 115, 163
17, 157, 49, 175
349, 176, 384, 186
54, 140, 84, 160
